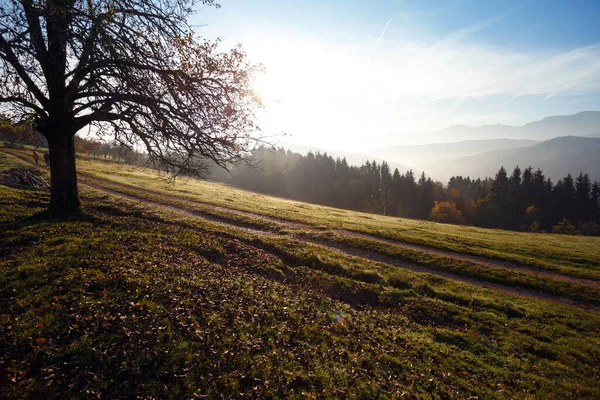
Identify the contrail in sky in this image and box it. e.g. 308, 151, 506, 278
375, 18, 392, 48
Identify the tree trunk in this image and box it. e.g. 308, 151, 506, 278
48, 134, 80, 215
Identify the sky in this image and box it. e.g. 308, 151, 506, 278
194, 0, 600, 152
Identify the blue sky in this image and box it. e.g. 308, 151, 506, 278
195, 0, 600, 150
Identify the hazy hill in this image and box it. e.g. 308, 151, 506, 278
368, 138, 539, 169
277, 111, 600, 181
278, 141, 416, 174
424, 136, 600, 183
401, 111, 600, 144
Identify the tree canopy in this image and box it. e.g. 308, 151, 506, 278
0, 0, 262, 213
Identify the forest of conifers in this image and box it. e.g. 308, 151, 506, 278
227, 147, 600, 235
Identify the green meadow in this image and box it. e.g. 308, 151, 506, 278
1, 148, 600, 398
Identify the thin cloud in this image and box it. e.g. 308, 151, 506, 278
432, 17, 498, 50
375, 18, 392, 49
245, 33, 600, 150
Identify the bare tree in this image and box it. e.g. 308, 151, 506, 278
0, 0, 262, 215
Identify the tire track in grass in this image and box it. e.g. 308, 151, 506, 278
324, 230, 600, 290
76, 167, 600, 291
78, 176, 599, 310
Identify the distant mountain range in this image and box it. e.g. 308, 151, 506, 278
279, 111, 600, 183
368, 138, 539, 169
400, 111, 600, 144
423, 136, 600, 183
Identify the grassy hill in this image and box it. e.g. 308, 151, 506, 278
66, 150, 600, 278
1, 148, 600, 398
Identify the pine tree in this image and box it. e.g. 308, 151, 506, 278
591, 181, 600, 221
417, 173, 435, 219
575, 172, 592, 222
380, 161, 392, 214
488, 166, 510, 228
508, 166, 523, 229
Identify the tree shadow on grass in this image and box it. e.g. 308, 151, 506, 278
3, 189, 472, 329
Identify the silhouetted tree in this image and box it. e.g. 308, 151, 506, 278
1, 0, 261, 214
397, 170, 418, 218
380, 161, 392, 214
575, 172, 592, 222
508, 166, 523, 229
417, 172, 434, 219
488, 167, 510, 228
554, 174, 576, 224
592, 181, 600, 219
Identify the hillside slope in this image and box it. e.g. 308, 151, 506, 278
424, 136, 600, 182
368, 138, 539, 168
4, 147, 599, 278
2, 149, 600, 398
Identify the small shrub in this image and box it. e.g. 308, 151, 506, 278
577, 221, 600, 236
529, 220, 543, 233
553, 217, 579, 235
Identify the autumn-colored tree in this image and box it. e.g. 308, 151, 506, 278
429, 201, 465, 224
1, 0, 261, 215
73, 135, 98, 155
553, 217, 578, 235
523, 204, 542, 232
0, 116, 45, 146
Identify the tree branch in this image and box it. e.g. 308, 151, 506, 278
20, 0, 50, 75
0, 35, 49, 107
0, 95, 46, 115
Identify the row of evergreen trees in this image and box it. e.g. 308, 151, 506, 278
227, 147, 600, 234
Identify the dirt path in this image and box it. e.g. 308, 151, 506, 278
77, 176, 599, 309
327, 229, 600, 290
75, 169, 600, 292
3, 149, 599, 308
79, 171, 315, 229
